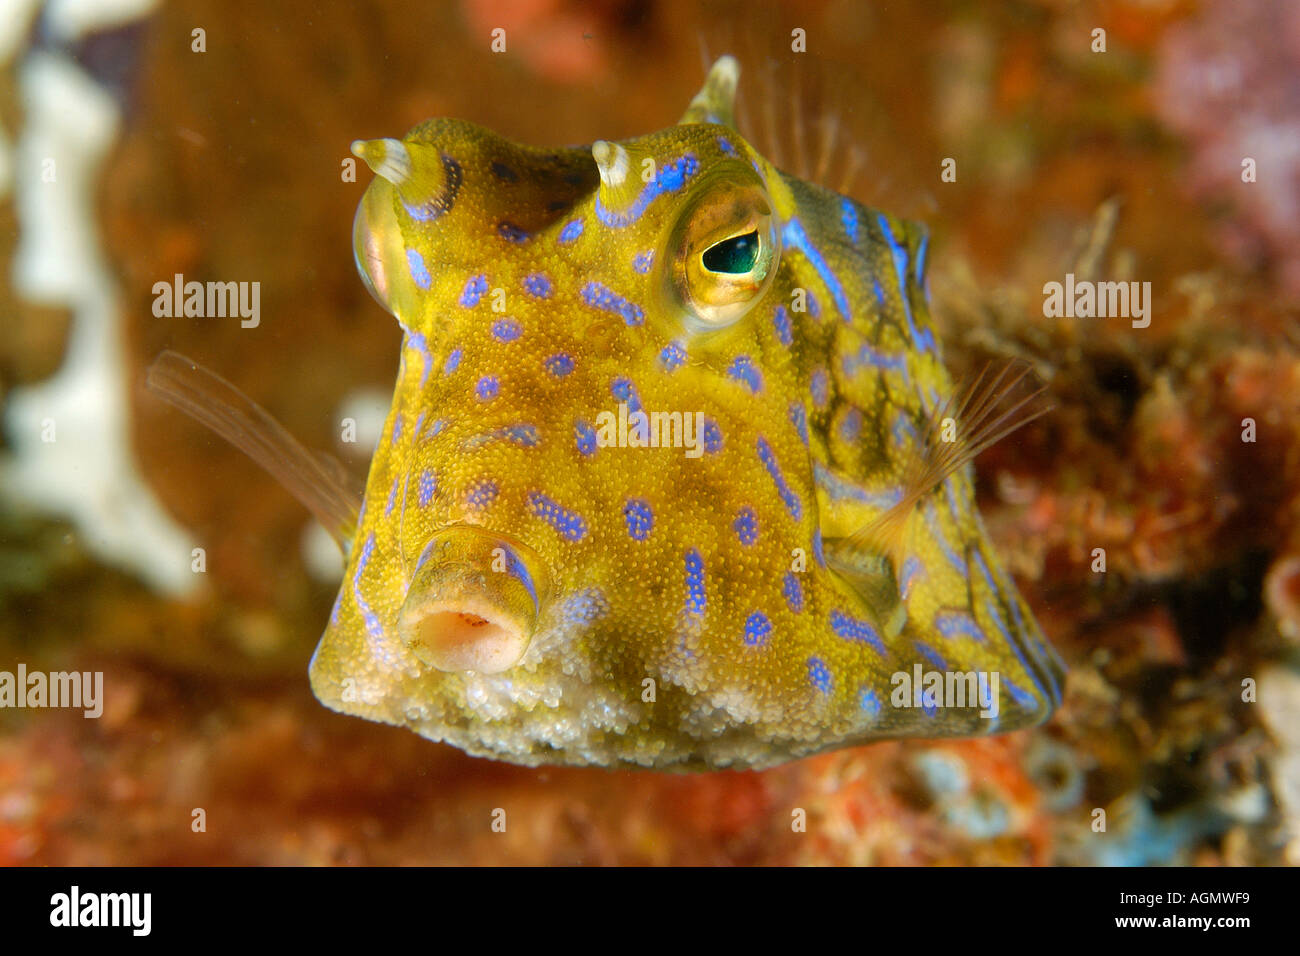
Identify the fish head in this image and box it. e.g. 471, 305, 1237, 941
308, 57, 1064, 769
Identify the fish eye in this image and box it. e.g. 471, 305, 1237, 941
353, 176, 408, 317
702, 230, 760, 274
667, 175, 780, 331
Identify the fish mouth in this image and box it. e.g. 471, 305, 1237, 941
403, 603, 526, 674
396, 525, 546, 675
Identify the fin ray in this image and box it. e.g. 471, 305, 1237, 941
146, 350, 363, 549
850, 360, 1050, 565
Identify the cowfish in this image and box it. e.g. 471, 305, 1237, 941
149, 57, 1065, 770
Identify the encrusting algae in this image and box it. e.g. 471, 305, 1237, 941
149, 56, 1064, 770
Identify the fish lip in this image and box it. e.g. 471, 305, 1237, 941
397, 524, 550, 675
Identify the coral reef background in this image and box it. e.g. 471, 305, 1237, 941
1, 0, 1298, 865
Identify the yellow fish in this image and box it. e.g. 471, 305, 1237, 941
150, 57, 1064, 770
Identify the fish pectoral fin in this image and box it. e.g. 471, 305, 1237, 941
823, 539, 909, 639
145, 350, 363, 549
848, 359, 1052, 568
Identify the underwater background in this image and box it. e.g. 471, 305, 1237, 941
1, 0, 1298, 864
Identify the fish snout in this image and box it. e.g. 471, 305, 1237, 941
397, 527, 545, 675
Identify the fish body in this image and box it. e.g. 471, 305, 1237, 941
285, 58, 1064, 769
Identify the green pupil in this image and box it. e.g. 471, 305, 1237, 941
702, 230, 760, 274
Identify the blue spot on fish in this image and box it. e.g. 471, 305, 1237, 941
892, 410, 920, 448
782, 217, 850, 318
1000, 576, 1061, 705
633, 250, 654, 274
406, 248, 431, 290
684, 549, 706, 615
498, 424, 539, 447
806, 290, 822, 318
808, 657, 833, 694
914, 641, 948, 671
859, 687, 882, 717
417, 469, 436, 507
610, 376, 642, 413
660, 341, 686, 371
789, 403, 809, 445
810, 367, 830, 408
813, 463, 904, 508
840, 342, 908, 375
727, 355, 764, 393
937, 611, 986, 644
1003, 676, 1039, 710
733, 507, 758, 545
703, 418, 723, 454
783, 572, 804, 613
527, 491, 587, 541
838, 407, 863, 443
523, 273, 552, 298
492, 318, 522, 342
384, 474, 400, 516
352, 533, 385, 647
830, 609, 886, 656
460, 274, 488, 307
623, 499, 653, 541
545, 352, 574, 377
559, 218, 584, 243
840, 197, 860, 243
465, 478, 499, 509
582, 281, 645, 326
476, 376, 499, 401
773, 305, 793, 346
501, 546, 538, 607
575, 419, 597, 456
756, 436, 802, 520
743, 611, 772, 646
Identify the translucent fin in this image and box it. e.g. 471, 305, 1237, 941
735, 53, 869, 197
823, 547, 910, 639
851, 360, 1051, 571
145, 350, 363, 550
